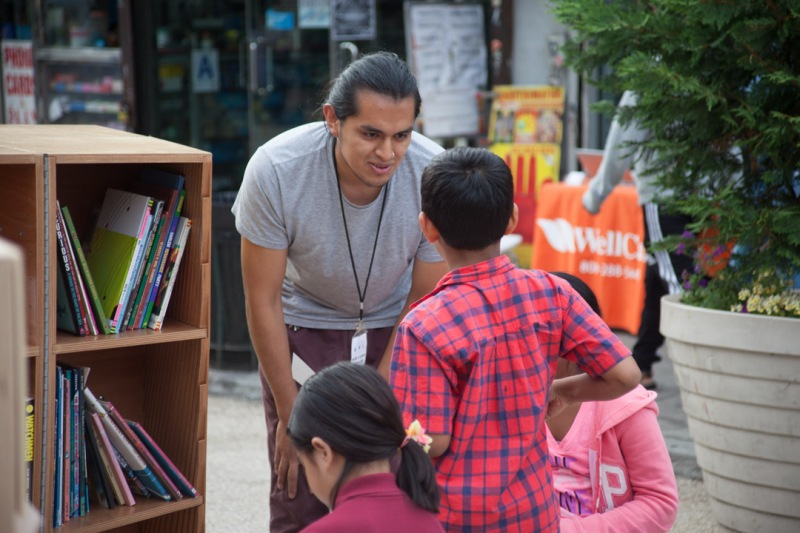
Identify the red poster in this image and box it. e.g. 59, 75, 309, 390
490, 143, 560, 267
2, 40, 37, 124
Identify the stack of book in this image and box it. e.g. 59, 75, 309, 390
24, 397, 35, 503
51, 363, 197, 527
56, 168, 192, 335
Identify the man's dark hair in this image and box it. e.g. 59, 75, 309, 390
325, 51, 421, 120
421, 147, 514, 250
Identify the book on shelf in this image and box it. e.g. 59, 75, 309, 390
85, 188, 155, 333
24, 397, 34, 503
55, 271, 81, 337
143, 187, 187, 329
61, 369, 71, 523
84, 414, 116, 509
88, 411, 134, 506
99, 398, 183, 501
148, 216, 191, 331
78, 368, 90, 516
128, 419, 198, 498
58, 203, 91, 336
59, 363, 90, 518
83, 387, 171, 501
53, 366, 63, 527
61, 205, 99, 337
60, 202, 100, 336
112, 447, 151, 498
127, 206, 167, 330
55, 366, 70, 521
128, 168, 186, 330
65, 367, 81, 518
119, 202, 155, 333
55, 207, 86, 336
61, 204, 111, 335
122, 199, 165, 332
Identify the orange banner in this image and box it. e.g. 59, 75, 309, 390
531, 182, 646, 334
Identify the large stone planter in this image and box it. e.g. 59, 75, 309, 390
660, 294, 800, 532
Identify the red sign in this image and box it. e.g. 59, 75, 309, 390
490, 143, 560, 267
2, 40, 37, 124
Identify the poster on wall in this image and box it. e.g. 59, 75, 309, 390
488, 85, 564, 144
404, 1, 487, 138
1, 40, 37, 124
331, 0, 376, 41
418, 88, 480, 139
298, 0, 330, 28
489, 143, 561, 267
486, 85, 565, 266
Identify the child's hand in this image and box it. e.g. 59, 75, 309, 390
546, 379, 568, 419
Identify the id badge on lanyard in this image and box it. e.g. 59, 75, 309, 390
351, 321, 367, 365
335, 159, 387, 368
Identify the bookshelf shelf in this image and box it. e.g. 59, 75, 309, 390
55, 323, 208, 354
0, 125, 211, 533
58, 496, 204, 533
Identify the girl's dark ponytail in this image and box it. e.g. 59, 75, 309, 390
286, 362, 440, 513
397, 439, 440, 513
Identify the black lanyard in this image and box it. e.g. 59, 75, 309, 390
333, 143, 388, 327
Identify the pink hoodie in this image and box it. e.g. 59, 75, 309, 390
547, 385, 679, 533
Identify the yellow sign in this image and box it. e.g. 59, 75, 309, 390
488, 85, 565, 144
490, 143, 561, 268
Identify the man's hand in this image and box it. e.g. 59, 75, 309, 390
582, 187, 602, 215
274, 419, 299, 498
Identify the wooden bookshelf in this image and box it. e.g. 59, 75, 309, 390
0, 126, 211, 533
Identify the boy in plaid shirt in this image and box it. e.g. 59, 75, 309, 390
390, 147, 641, 532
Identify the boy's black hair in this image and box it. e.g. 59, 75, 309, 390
421, 147, 514, 250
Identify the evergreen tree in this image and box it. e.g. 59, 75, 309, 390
552, 0, 800, 314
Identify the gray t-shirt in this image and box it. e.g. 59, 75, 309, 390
232, 121, 444, 330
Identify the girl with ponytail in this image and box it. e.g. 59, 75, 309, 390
287, 362, 443, 532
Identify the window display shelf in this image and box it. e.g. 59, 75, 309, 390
35, 46, 121, 64
35, 46, 126, 128
49, 78, 123, 95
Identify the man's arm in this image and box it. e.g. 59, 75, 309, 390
240, 236, 300, 497
377, 258, 448, 380
582, 90, 641, 214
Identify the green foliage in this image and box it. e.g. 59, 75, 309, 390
552, 0, 800, 315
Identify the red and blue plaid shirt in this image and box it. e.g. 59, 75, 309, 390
391, 256, 630, 532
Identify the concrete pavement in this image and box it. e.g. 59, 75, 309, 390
205, 330, 718, 532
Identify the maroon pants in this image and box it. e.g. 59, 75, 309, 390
259, 324, 393, 533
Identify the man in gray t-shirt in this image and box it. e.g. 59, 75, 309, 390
232, 52, 447, 532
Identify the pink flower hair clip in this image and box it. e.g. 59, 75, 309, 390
402, 419, 433, 453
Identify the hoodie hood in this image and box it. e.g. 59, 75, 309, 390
593, 385, 658, 437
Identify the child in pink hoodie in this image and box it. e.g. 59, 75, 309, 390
547, 273, 679, 533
